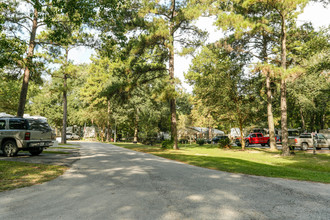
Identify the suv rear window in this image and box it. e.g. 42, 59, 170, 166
9, 119, 28, 130
300, 134, 312, 138
27, 119, 51, 132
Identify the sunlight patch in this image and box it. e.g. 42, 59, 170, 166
187, 194, 204, 202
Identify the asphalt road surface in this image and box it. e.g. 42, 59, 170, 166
1, 142, 329, 220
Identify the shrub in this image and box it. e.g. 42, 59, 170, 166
196, 139, 205, 146
141, 137, 157, 145
161, 140, 173, 150
218, 138, 231, 149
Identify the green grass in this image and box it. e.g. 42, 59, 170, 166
0, 161, 68, 192
114, 143, 330, 183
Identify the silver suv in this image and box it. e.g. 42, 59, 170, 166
0, 117, 54, 157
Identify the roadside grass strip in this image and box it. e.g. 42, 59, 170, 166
114, 143, 330, 183
0, 161, 68, 192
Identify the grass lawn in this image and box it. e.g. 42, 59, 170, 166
113, 143, 330, 183
0, 161, 68, 192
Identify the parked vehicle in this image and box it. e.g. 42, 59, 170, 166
0, 117, 54, 157
66, 133, 80, 140
236, 133, 272, 147
289, 133, 330, 150
211, 136, 230, 144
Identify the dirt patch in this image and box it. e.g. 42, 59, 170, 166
0, 147, 80, 167
305, 149, 330, 154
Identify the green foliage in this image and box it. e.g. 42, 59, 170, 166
196, 139, 205, 146
218, 138, 231, 149
186, 41, 260, 139
161, 140, 173, 150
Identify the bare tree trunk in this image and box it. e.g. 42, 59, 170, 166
266, 70, 277, 151
239, 120, 245, 151
261, 33, 277, 151
133, 108, 138, 143
208, 113, 212, 140
114, 120, 117, 143
61, 73, 68, 144
17, 7, 38, 117
299, 108, 305, 132
280, 14, 290, 156
106, 100, 111, 142
61, 48, 69, 144
169, 0, 178, 150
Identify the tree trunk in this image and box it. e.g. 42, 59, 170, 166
299, 108, 305, 132
169, 0, 178, 150
133, 108, 138, 143
106, 100, 111, 142
114, 120, 117, 143
17, 7, 38, 117
239, 120, 245, 151
266, 70, 277, 151
208, 113, 212, 140
61, 48, 69, 144
280, 14, 290, 156
262, 33, 277, 151
61, 73, 68, 144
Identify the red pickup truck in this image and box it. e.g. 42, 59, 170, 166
236, 133, 271, 147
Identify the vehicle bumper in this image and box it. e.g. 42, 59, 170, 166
22, 141, 54, 148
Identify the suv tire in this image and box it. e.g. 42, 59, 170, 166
245, 140, 249, 147
301, 142, 308, 151
2, 140, 18, 157
29, 148, 43, 156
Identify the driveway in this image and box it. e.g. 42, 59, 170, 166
0, 142, 329, 220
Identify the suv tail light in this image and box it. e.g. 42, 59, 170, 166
25, 132, 30, 140
294, 138, 297, 143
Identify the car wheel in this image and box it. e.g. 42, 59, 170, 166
316, 147, 321, 150
245, 141, 249, 147
2, 140, 18, 157
301, 142, 308, 151
261, 144, 265, 146
29, 148, 43, 156
267, 140, 270, 146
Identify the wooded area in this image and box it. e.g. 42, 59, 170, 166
1, 0, 329, 156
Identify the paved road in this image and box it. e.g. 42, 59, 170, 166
1, 142, 329, 220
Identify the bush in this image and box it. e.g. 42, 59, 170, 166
141, 137, 156, 145
196, 139, 205, 146
218, 138, 231, 149
161, 140, 173, 150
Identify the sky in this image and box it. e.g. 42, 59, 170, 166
68, 2, 330, 92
